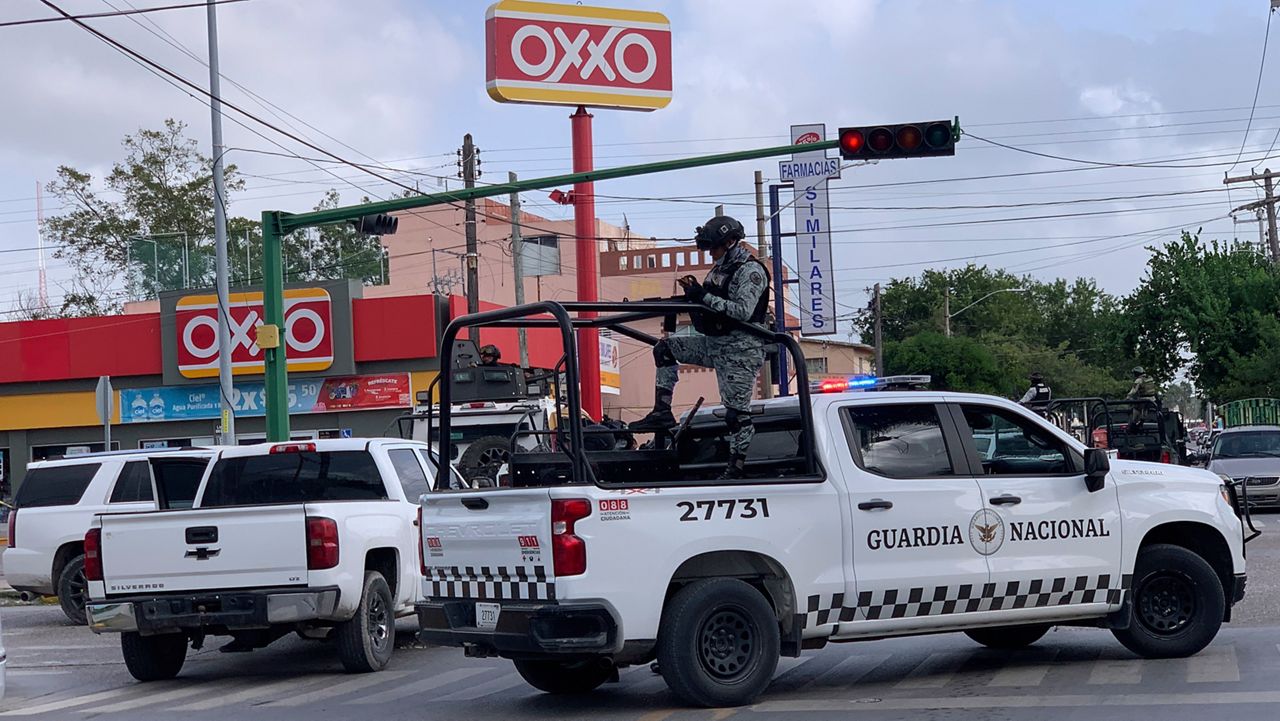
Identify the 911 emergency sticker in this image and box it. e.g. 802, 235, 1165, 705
677, 498, 770, 522
519, 535, 542, 563
425, 536, 445, 558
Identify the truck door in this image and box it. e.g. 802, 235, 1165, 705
832, 400, 990, 633
947, 402, 1124, 613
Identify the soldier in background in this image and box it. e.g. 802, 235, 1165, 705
630, 215, 770, 479
477, 345, 501, 366
1126, 366, 1159, 432
1019, 372, 1052, 406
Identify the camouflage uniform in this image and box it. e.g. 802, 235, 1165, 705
655, 243, 769, 457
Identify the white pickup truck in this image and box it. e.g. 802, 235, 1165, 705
417, 391, 1252, 707
86, 439, 440, 681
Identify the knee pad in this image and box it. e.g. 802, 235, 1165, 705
724, 407, 753, 433
653, 340, 677, 367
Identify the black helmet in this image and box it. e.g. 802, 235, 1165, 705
694, 215, 746, 250
1132, 365, 1145, 377
1029, 372, 1044, 383
479, 344, 500, 360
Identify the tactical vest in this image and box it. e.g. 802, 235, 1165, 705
691, 255, 771, 336
1028, 383, 1051, 403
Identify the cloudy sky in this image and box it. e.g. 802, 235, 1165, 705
1, 0, 1277, 330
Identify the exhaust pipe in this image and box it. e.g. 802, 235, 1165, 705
16, 591, 36, 602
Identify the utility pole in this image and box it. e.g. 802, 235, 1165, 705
873, 283, 883, 375
1224, 168, 1280, 262
944, 287, 951, 337
509, 171, 529, 368
461, 134, 480, 313
207, 0, 235, 442
753, 170, 772, 399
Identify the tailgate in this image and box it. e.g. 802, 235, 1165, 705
421, 489, 555, 601
99, 506, 309, 595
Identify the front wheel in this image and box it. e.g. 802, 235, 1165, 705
1111, 543, 1225, 659
57, 555, 88, 626
335, 571, 396, 672
513, 659, 613, 694
121, 632, 187, 681
656, 578, 780, 708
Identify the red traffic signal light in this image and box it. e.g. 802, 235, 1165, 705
838, 120, 956, 160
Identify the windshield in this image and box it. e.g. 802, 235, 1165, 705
1211, 431, 1280, 459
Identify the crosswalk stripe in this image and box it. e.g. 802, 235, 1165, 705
895, 652, 967, 689
433, 672, 528, 702
1086, 659, 1143, 685
988, 650, 1059, 687
169, 675, 325, 711
347, 666, 493, 704
261, 670, 413, 707
94, 680, 242, 714
0, 684, 149, 716
1187, 645, 1240, 683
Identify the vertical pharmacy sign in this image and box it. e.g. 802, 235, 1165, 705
779, 124, 839, 336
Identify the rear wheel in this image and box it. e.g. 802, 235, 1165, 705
56, 555, 88, 626
458, 436, 511, 487
335, 571, 395, 672
121, 632, 187, 681
656, 578, 780, 707
964, 624, 1051, 649
513, 659, 613, 694
1111, 544, 1224, 659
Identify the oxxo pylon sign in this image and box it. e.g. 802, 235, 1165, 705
175, 288, 334, 379
485, 0, 673, 111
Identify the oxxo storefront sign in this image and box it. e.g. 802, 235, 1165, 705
119, 373, 411, 423
175, 288, 334, 378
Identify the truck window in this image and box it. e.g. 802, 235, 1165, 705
958, 405, 1073, 475
844, 405, 954, 479
109, 461, 154, 503
14, 463, 101, 507
388, 448, 432, 500
201, 451, 387, 507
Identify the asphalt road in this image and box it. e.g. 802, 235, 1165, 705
1, 514, 1276, 720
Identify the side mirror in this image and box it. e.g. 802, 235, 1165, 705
1084, 448, 1109, 493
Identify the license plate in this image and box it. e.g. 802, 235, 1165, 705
476, 602, 501, 631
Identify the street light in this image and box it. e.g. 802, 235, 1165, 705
945, 287, 1029, 337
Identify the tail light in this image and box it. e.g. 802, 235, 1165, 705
1160, 449, 1171, 464
84, 528, 103, 582
306, 517, 339, 570
551, 498, 591, 577
7, 509, 14, 548
271, 442, 317, 454
1091, 428, 1109, 449
417, 506, 426, 576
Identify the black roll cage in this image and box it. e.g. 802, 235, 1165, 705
431, 300, 816, 486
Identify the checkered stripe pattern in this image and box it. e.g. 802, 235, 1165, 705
424, 565, 556, 602
801, 574, 1132, 630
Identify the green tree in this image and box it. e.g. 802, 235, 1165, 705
884, 332, 1007, 394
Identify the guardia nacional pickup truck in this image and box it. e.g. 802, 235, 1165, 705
414, 300, 1254, 708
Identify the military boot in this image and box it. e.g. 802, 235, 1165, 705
629, 388, 677, 432
717, 453, 747, 480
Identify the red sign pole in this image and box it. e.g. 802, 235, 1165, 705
571, 105, 602, 422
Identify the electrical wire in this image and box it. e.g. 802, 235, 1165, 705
0, 0, 246, 28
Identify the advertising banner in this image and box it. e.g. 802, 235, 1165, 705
485, 0, 672, 111
175, 288, 334, 378
119, 373, 411, 424
788, 124, 838, 336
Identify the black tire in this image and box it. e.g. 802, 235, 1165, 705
335, 571, 395, 673
513, 659, 613, 694
655, 578, 780, 708
56, 555, 88, 626
1111, 543, 1225, 659
121, 632, 187, 681
458, 436, 511, 486
964, 624, 1051, 649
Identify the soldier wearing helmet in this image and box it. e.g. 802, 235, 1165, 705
630, 214, 770, 480
478, 344, 501, 366
1019, 371, 1051, 406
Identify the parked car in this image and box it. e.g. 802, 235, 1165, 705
85, 439, 443, 681
5, 449, 213, 624
1204, 425, 1280, 508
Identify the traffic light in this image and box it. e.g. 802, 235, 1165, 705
838, 120, 956, 160
350, 213, 399, 235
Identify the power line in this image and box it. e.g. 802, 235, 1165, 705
0, 0, 246, 28
1229, 8, 1274, 175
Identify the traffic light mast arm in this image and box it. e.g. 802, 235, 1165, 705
276, 139, 838, 233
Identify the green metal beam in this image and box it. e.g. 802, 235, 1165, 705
277, 139, 839, 233
261, 211, 290, 442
